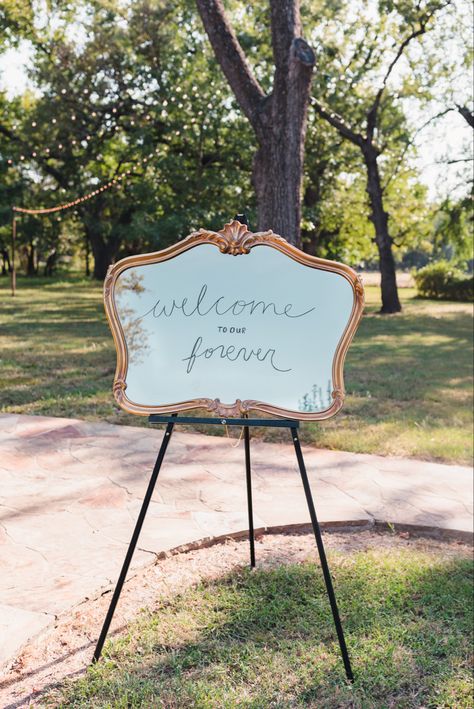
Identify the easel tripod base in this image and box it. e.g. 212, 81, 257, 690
92, 415, 354, 682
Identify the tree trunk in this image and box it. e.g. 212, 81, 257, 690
252, 135, 303, 243
1, 248, 11, 274
195, 0, 314, 246
363, 148, 402, 314
85, 234, 90, 277
90, 235, 112, 280
26, 242, 37, 276
44, 249, 57, 277
85, 222, 113, 280
252, 25, 314, 244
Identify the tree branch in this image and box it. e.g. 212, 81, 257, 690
366, 3, 448, 140
270, 0, 302, 75
312, 100, 364, 146
381, 108, 453, 191
195, 0, 266, 137
456, 104, 474, 129
444, 157, 473, 165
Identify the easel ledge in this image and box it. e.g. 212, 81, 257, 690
149, 415, 299, 428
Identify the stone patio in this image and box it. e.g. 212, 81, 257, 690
0, 412, 472, 671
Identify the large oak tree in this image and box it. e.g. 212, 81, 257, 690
195, 0, 315, 245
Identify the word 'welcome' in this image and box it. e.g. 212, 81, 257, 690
139, 284, 315, 320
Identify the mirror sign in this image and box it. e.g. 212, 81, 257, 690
104, 220, 365, 420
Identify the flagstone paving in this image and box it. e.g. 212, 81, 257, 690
0, 413, 472, 671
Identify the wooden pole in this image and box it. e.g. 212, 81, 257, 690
11, 211, 17, 297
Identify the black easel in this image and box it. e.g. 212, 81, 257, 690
92, 415, 354, 682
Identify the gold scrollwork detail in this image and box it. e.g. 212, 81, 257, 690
205, 398, 250, 417
188, 219, 283, 255
103, 265, 115, 299
113, 378, 127, 404
354, 274, 365, 301
332, 388, 345, 407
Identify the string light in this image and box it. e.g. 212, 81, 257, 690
7, 85, 213, 218
5, 104, 159, 169
12, 148, 162, 215
13, 174, 125, 215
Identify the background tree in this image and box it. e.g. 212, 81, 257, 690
0, 0, 256, 277
0, 0, 471, 302
311, 0, 452, 312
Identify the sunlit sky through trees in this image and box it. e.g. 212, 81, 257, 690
0, 1, 472, 203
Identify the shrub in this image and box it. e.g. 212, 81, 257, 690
413, 261, 474, 301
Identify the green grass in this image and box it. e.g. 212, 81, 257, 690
46, 545, 473, 708
0, 274, 472, 464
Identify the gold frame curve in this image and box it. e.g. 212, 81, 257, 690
104, 219, 365, 420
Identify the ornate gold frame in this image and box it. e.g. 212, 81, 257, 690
104, 220, 365, 420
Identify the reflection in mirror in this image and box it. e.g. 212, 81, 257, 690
115, 272, 151, 366
299, 382, 333, 412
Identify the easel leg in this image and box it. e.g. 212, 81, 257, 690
290, 427, 354, 682
92, 417, 176, 663
244, 425, 256, 568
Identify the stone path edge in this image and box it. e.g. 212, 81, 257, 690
5, 518, 472, 675
2, 508, 472, 682
150, 519, 474, 564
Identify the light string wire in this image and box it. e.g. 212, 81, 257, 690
5, 103, 157, 171
13, 173, 127, 215
9, 144, 161, 298
5, 81, 208, 174
11, 147, 161, 215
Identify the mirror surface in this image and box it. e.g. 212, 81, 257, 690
114, 244, 355, 414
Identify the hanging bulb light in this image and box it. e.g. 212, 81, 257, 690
12, 124, 162, 212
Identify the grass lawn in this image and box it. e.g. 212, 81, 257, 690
0, 274, 472, 464
46, 544, 473, 708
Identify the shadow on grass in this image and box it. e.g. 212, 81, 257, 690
55, 552, 472, 708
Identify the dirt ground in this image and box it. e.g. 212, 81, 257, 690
1, 529, 471, 709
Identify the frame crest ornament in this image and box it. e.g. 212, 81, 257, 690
104, 220, 365, 420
